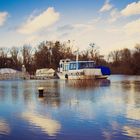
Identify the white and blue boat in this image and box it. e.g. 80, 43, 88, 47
57, 59, 110, 80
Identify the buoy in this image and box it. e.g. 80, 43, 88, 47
38, 87, 44, 97
65, 74, 68, 79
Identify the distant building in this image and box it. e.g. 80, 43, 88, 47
0, 68, 17, 74
35, 68, 55, 79
0, 68, 29, 80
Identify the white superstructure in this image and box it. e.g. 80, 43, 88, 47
57, 59, 107, 80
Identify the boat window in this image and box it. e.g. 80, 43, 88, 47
89, 62, 95, 68
70, 63, 77, 70
63, 64, 69, 71
85, 63, 89, 68
79, 62, 95, 69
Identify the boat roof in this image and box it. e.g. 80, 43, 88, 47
70, 60, 95, 63
0, 68, 19, 74
60, 59, 95, 63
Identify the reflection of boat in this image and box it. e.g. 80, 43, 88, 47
95, 75, 108, 79
67, 79, 110, 89
57, 59, 110, 80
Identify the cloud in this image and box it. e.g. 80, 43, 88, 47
22, 112, 61, 136
54, 17, 140, 55
73, 23, 94, 30
124, 18, 140, 35
109, 9, 121, 23
100, 0, 113, 12
0, 119, 10, 135
57, 24, 74, 32
121, 1, 140, 16
17, 7, 60, 34
0, 12, 8, 26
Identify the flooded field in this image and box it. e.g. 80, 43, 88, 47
0, 75, 140, 140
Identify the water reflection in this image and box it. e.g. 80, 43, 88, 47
22, 112, 61, 136
38, 93, 61, 107
0, 76, 139, 140
102, 130, 113, 140
0, 119, 10, 135
37, 81, 61, 107
110, 76, 140, 140
123, 126, 140, 139
121, 80, 140, 139
119, 80, 140, 120
67, 79, 110, 89
121, 80, 140, 93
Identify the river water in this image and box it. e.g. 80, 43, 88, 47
0, 75, 139, 140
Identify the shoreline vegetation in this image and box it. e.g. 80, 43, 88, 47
0, 41, 140, 75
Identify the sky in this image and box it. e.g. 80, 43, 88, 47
0, 0, 140, 54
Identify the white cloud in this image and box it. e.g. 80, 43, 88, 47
121, 1, 140, 16
109, 9, 121, 23
0, 12, 8, 26
100, 0, 113, 12
17, 7, 60, 34
73, 23, 94, 31
25, 35, 40, 44
124, 18, 140, 35
54, 17, 140, 54
1, 5, 140, 56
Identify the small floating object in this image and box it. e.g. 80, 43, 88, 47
38, 87, 44, 97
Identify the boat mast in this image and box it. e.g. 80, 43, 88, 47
76, 49, 79, 70
76, 51, 79, 62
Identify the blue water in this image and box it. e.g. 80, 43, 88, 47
0, 75, 140, 140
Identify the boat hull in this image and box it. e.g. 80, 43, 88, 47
57, 72, 101, 80
95, 75, 108, 79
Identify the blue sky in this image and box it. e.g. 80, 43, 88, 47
0, 0, 140, 54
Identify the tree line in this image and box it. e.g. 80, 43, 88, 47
0, 41, 140, 75
108, 44, 140, 75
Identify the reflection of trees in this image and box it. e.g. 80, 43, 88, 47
0, 85, 6, 102
23, 91, 32, 104
11, 85, 19, 103
132, 81, 140, 92
122, 80, 140, 108
120, 80, 140, 139
11, 82, 34, 104
0, 81, 35, 105
38, 81, 61, 107
38, 92, 61, 107
121, 80, 140, 105
0, 80, 61, 108
67, 79, 110, 90
121, 81, 132, 91
0, 83, 12, 102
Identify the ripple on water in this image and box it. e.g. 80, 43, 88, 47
0, 119, 10, 136
21, 112, 61, 137
0, 76, 139, 140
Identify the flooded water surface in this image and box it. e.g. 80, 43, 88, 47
0, 75, 140, 140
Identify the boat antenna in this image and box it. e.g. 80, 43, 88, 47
76, 49, 79, 62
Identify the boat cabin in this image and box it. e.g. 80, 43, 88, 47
59, 59, 96, 72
